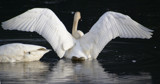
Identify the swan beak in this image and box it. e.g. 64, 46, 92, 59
71, 56, 85, 62
45, 49, 51, 53
38, 48, 51, 53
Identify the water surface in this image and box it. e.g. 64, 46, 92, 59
0, 38, 159, 84
0, 60, 152, 84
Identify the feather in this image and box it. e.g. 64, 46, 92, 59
80, 11, 153, 59
1, 8, 75, 58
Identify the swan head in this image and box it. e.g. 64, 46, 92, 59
23, 45, 50, 61
72, 11, 84, 39
72, 30, 84, 39
0, 43, 50, 62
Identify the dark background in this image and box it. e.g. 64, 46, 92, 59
0, 0, 160, 62
0, 0, 160, 39
0, 0, 160, 65
0, 0, 159, 60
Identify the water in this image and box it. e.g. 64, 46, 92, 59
0, 60, 151, 84
0, 38, 159, 84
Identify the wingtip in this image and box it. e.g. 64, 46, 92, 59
146, 33, 153, 39
148, 30, 154, 39
150, 29, 154, 32
1, 21, 9, 30
1, 22, 6, 29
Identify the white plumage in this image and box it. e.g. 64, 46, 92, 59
1, 8, 153, 60
0, 43, 50, 62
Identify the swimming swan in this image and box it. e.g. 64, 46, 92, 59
0, 43, 50, 62
1, 8, 153, 61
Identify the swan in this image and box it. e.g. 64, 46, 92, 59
0, 43, 50, 62
1, 8, 153, 61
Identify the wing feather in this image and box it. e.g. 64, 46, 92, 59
1, 8, 75, 58
80, 11, 153, 59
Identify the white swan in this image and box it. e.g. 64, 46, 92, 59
1, 8, 153, 61
0, 43, 50, 62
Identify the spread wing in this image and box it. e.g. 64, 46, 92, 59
79, 11, 153, 59
1, 8, 75, 58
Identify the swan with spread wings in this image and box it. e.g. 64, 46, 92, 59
1, 8, 153, 61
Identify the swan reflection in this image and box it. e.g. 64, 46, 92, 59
46, 59, 151, 84
0, 60, 151, 84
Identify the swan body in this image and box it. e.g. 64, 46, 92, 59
1, 8, 153, 60
65, 40, 88, 59
0, 43, 50, 62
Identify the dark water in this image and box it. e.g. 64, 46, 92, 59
0, 38, 159, 84
0, 60, 152, 84
0, 0, 160, 84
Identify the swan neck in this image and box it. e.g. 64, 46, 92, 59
72, 12, 81, 35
